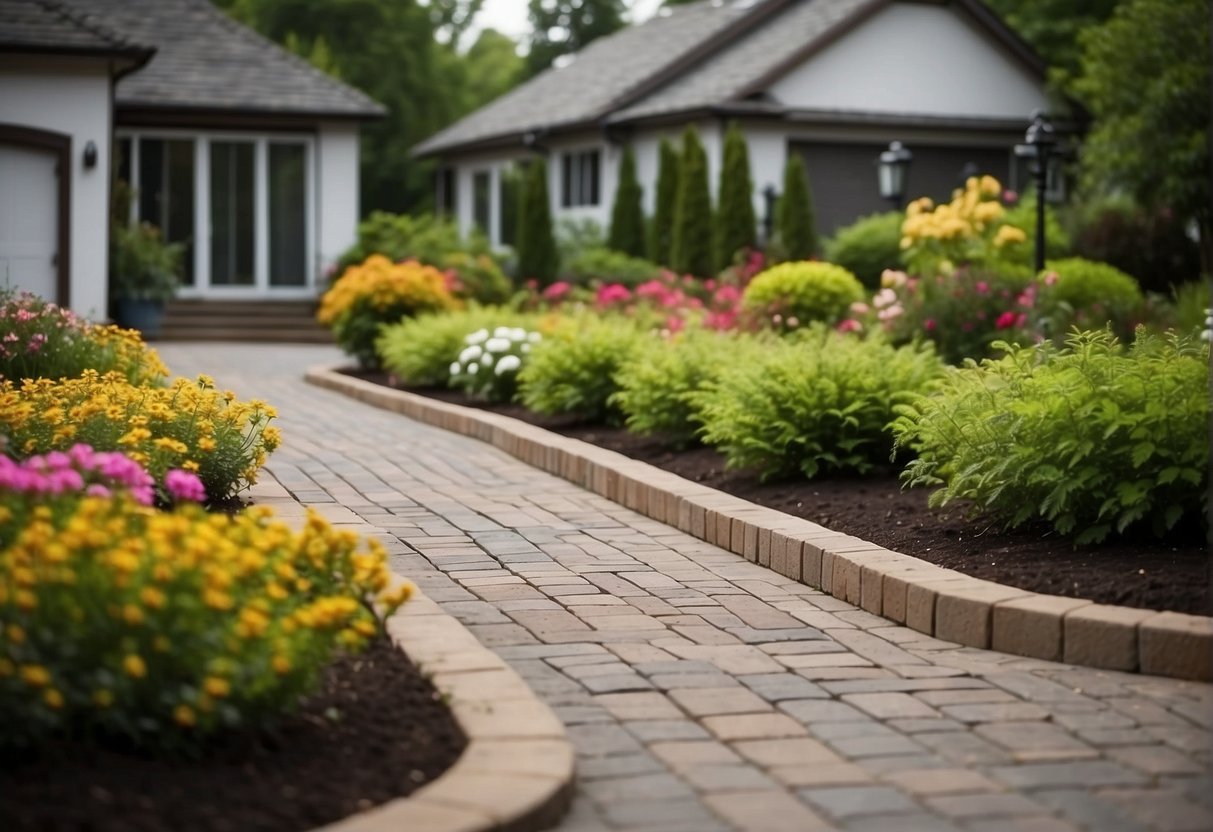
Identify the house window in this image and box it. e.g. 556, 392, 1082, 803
561, 149, 600, 207
436, 167, 457, 217
473, 170, 492, 236
268, 142, 307, 286
135, 138, 196, 284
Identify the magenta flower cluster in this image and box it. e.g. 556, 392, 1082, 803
0, 444, 206, 506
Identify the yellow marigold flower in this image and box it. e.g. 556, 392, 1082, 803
43, 688, 64, 709
203, 676, 231, 699
93, 689, 114, 708
993, 224, 1027, 247
6, 625, 26, 645
140, 586, 166, 609
21, 665, 51, 688
980, 174, 1001, 197
173, 704, 196, 727
199, 436, 217, 452
123, 654, 147, 679
203, 589, 234, 611
121, 604, 144, 626
271, 655, 291, 676
182, 460, 201, 473
15, 590, 37, 611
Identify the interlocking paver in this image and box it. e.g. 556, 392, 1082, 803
169, 345, 1213, 832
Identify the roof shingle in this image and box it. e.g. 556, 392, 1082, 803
0, 0, 151, 56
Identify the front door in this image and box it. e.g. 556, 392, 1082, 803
0, 143, 58, 301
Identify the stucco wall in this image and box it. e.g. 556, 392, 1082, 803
317, 122, 361, 281
0, 60, 112, 319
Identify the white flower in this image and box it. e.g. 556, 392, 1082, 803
527, 331, 542, 343
459, 344, 483, 363
510, 327, 527, 341
465, 328, 489, 345
493, 326, 512, 338
480, 351, 495, 365
521, 343, 531, 353
873, 288, 897, 308
485, 337, 511, 353
467, 362, 479, 375
449, 361, 461, 376
495, 354, 522, 375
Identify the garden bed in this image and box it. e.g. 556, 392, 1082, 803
354, 372, 1209, 617
0, 639, 467, 832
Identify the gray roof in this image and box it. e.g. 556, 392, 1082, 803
68, 0, 384, 119
0, 0, 152, 57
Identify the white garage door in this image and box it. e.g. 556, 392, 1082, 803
0, 143, 58, 302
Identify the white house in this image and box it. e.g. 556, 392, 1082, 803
0, 0, 384, 320
414, 0, 1052, 249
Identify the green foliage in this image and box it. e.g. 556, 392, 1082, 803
693, 329, 942, 480
649, 138, 680, 266
377, 307, 537, 387
893, 330, 1209, 544
608, 145, 646, 258
743, 262, 865, 330
715, 123, 756, 272
776, 155, 817, 261
562, 247, 661, 287
669, 126, 714, 277
336, 212, 491, 276
461, 28, 525, 112
525, 0, 625, 76
1073, 0, 1211, 266
449, 325, 542, 402
982, 0, 1120, 85
517, 158, 560, 285
517, 317, 648, 423
824, 212, 904, 289
1169, 280, 1211, 335
1037, 257, 1144, 340
612, 330, 765, 447
109, 223, 184, 302
556, 218, 606, 264
1001, 192, 1071, 264
441, 252, 513, 304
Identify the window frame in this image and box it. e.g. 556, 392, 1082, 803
561, 148, 601, 208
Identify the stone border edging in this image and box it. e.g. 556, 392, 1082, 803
305, 364, 1212, 684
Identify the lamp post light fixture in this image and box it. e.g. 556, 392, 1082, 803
877, 141, 913, 209
1015, 110, 1057, 274
761, 183, 778, 245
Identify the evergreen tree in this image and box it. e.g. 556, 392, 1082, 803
649, 138, 680, 265
526, 0, 626, 77
669, 126, 714, 277
607, 145, 646, 258
516, 159, 559, 285
714, 122, 756, 270
778, 154, 817, 261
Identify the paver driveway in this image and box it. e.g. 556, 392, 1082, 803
160, 343, 1212, 832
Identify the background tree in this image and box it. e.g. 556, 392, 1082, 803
607, 146, 646, 257
526, 0, 626, 77
517, 159, 559, 285
777, 155, 816, 261
714, 122, 756, 270
669, 126, 714, 277
1072, 0, 1210, 270
649, 138, 680, 265
460, 29, 525, 112
982, 0, 1121, 87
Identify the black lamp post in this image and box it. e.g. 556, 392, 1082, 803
877, 141, 913, 209
1015, 110, 1056, 274
761, 183, 777, 244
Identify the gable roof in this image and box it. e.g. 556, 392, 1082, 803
415, 0, 1045, 157
67, 0, 384, 120
0, 0, 153, 62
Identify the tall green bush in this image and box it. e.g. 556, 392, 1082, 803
608, 145, 646, 258
715, 122, 756, 271
649, 138, 680, 265
824, 212, 904, 288
669, 126, 714, 277
777, 155, 816, 260
517, 158, 559, 285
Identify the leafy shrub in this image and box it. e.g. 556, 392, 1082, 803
824, 212, 903, 288
517, 318, 649, 423
317, 255, 459, 369
0, 493, 409, 751
1171, 280, 1211, 335
334, 211, 490, 276
0, 372, 280, 501
693, 328, 942, 479
441, 253, 513, 305
1035, 257, 1143, 340
0, 289, 167, 385
612, 329, 765, 447
555, 218, 607, 264
892, 330, 1208, 544
109, 222, 184, 302
450, 325, 542, 402
562, 247, 662, 287
1000, 193, 1070, 264
742, 262, 865, 330
377, 307, 539, 387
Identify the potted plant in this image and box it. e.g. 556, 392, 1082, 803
109, 221, 184, 338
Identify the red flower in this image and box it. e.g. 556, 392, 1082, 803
995, 311, 1018, 329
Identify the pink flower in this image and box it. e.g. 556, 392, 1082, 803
542, 281, 572, 301
595, 283, 632, 307
1043, 271, 1059, 287
974, 281, 990, 295
924, 319, 937, 332
995, 311, 1019, 329
164, 469, 207, 503
665, 315, 686, 334
836, 319, 863, 333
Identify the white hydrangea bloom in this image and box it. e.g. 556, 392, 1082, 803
485, 336, 511, 353
521, 343, 531, 353
527, 331, 542, 343
495, 354, 522, 375
449, 361, 461, 376
510, 327, 527, 341
465, 328, 489, 345
467, 362, 479, 375
459, 344, 483, 363
480, 351, 495, 365
493, 326, 512, 338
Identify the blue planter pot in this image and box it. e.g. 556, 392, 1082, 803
114, 299, 167, 338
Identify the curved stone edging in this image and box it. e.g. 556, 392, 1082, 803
304, 364, 1212, 684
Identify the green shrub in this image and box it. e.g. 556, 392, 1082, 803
1170, 280, 1211, 334
612, 330, 765, 447
442, 252, 513, 304
109, 222, 185, 302
517, 318, 648, 423
335, 212, 490, 276
450, 325, 543, 402
1036, 257, 1144, 339
556, 218, 607, 264
776, 155, 817, 261
692, 328, 942, 480
743, 262, 865, 330
715, 122, 757, 271
892, 330, 1208, 544
1001, 193, 1070, 264
824, 212, 903, 288
608, 146, 646, 258
563, 247, 662, 287
669, 126, 714, 277
517, 159, 559, 285
649, 138, 680, 266
377, 307, 537, 387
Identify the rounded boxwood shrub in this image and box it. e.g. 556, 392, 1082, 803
823, 212, 904, 289
1036, 257, 1143, 339
742, 262, 865, 331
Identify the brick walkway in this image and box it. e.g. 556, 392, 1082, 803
161, 344, 1211, 832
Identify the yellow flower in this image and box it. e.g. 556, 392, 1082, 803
21, 665, 51, 688
93, 689, 115, 708
994, 224, 1027, 247
43, 688, 64, 709
122, 603, 144, 625
173, 704, 196, 727
6, 624, 26, 644
123, 654, 147, 679
203, 676, 231, 699
271, 655, 292, 675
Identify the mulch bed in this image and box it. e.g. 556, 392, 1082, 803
0, 639, 467, 832
351, 372, 1209, 617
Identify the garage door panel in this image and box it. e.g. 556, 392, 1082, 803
0, 143, 58, 302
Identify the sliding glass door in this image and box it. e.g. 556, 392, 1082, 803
209, 141, 256, 287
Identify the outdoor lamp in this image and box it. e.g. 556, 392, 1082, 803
761, 183, 777, 244
877, 141, 912, 208
1014, 110, 1056, 274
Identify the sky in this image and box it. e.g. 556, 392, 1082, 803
470, 0, 666, 47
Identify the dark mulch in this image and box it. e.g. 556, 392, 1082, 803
350, 371, 1209, 616
0, 639, 467, 832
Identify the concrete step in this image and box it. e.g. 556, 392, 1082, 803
157, 298, 331, 343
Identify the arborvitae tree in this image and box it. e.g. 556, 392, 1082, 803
649, 138, 680, 265
714, 121, 756, 270
607, 145, 646, 258
669, 126, 714, 277
778, 154, 817, 261
517, 158, 559, 285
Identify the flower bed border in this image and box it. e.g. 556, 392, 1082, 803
305, 364, 1212, 684
244, 478, 575, 832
